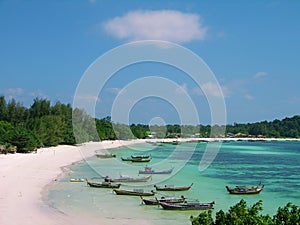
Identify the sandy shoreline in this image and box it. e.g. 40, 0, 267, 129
0, 140, 150, 225
0, 138, 299, 225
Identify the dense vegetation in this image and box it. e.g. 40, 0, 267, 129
226, 116, 300, 138
190, 199, 300, 225
0, 96, 299, 153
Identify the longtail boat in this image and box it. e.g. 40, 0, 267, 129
154, 183, 193, 191
121, 157, 151, 163
157, 200, 215, 210
131, 154, 151, 159
104, 175, 152, 183
95, 153, 116, 158
113, 189, 155, 196
226, 184, 264, 195
86, 179, 121, 188
140, 195, 185, 205
139, 166, 173, 175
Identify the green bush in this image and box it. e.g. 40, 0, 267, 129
190, 200, 300, 225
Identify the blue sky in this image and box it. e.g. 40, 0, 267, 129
0, 0, 300, 125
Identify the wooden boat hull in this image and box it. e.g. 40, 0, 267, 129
158, 201, 215, 210
131, 155, 150, 159
139, 168, 173, 174
96, 154, 116, 158
113, 189, 155, 196
86, 180, 121, 188
121, 157, 151, 162
154, 183, 193, 191
140, 196, 185, 205
226, 185, 264, 194
105, 175, 152, 183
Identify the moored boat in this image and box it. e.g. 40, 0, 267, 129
95, 153, 116, 158
131, 154, 151, 159
121, 157, 151, 162
226, 184, 264, 194
157, 200, 215, 210
70, 178, 85, 182
154, 183, 193, 191
104, 175, 152, 183
86, 179, 121, 188
140, 195, 185, 205
113, 189, 155, 196
139, 166, 173, 174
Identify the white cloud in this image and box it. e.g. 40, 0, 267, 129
4, 88, 25, 100
6, 88, 24, 95
106, 87, 122, 94
175, 83, 188, 94
29, 90, 48, 99
192, 82, 228, 98
74, 95, 100, 103
103, 10, 207, 43
191, 87, 203, 96
245, 94, 254, 100
254, 71, 268, 79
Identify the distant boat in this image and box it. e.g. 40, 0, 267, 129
113, 189, 155, 196
86, 179, 121, 188
157, 200, 215, 210
95, 153, 116, 158
70, 178, 85, 182
139, 166, 173, 174
104, 175, 152, 183
154, 183, 193, 191
140, 195, 185, 205
121, 157, 151, 163
226, 183, 264, 195
131, 154, 150, 159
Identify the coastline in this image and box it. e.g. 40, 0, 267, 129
1, 138, 299, 225
0, 140, 150, 225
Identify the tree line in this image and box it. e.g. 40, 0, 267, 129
226, 116, 300, 138
191, 199, 300, 225
0, 96, 299, 153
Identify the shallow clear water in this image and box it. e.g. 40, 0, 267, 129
48, 141, 300, 224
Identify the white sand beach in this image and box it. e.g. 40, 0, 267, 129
1, 138, 299, 225
0, 140, 152, 225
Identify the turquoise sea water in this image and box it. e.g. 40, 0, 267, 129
48, 141, 300, 224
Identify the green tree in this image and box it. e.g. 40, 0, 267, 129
113, 123, 135, 140
0, 120, 14, 144
131, 124, 149, 139
96, 117, 116, 140
6, 98, 28, 125
72, 108, 99, 143
0, 96, 8, 121
29, 98, 51, 118
273, 202, 300, 225
36, 115, 64, 146
6, 126, 37, 152
190, 200, 300, 225
191, 210, 214, 225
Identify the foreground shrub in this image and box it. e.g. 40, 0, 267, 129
190, 200, 300, 225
